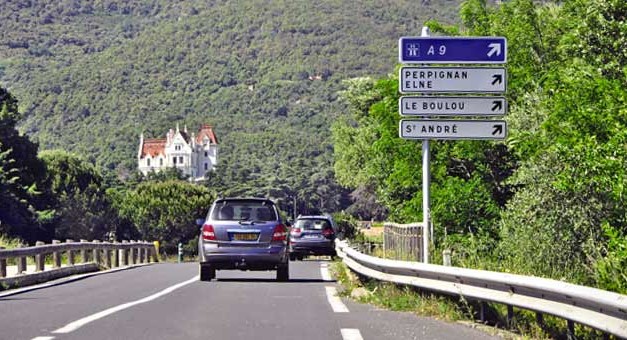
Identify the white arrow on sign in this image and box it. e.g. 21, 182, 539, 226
399, 96, 507, 116
399, 119, 507, 140
487, 43, 501, 57
399, 67, 507, 94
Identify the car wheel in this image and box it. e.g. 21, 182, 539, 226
276, 263, 289, 282
289, 253, 296, 261
199, 264, 215, 282
297, 254, 304, 261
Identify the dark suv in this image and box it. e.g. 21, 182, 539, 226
288, 215, 337, 260
198, 198, 289, 281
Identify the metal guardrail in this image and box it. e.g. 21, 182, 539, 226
0, 240, 157, 290
335, 239, 627, 338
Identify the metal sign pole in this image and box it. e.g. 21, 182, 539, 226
420, 26, 430, 264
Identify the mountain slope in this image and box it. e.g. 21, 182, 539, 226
0, 0, 463, 205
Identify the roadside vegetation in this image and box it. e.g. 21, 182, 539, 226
333, 0, 627, 295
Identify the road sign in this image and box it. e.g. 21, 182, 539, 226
399, 96, 507, 116
398, 36, 507, 64
399, 119, 507, 140
399, 67, 506, 94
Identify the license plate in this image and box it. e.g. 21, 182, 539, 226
304, 234, 320, 239
233, 233, 258, 241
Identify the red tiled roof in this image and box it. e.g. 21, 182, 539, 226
141, 138, 166, 158
196, 124, 218, 145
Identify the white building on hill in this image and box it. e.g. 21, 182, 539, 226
138, 124, 218, 181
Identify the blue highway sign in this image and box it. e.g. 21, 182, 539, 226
399, 37, 507, 64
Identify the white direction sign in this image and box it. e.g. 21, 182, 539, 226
399, 119, 507, 140
400, 67, 506, 94
399, 96, 507, 116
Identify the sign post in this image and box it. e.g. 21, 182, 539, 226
419, 27, 431, 265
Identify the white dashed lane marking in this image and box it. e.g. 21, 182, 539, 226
341, 328, 364, 340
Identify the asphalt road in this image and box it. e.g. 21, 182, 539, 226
0, 261, 500, 340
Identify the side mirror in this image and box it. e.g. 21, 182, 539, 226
195, 218, 205, 226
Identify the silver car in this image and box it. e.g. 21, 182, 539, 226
198, 198, 289, 281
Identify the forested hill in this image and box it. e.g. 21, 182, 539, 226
0, 0, 462, 199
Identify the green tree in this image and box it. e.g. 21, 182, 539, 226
0, 87, 52, 243
40, 150, 118, 241
112, 180, 215, 254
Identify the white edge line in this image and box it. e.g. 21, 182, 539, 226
320, 264, 332, 281
31, 337, 55, 340
341, 328, 364, 340
325, 286, 349, 313
52, 276, 198, 334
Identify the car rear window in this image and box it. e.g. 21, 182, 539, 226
210, 200, 277, 221
294, 218, 331, 230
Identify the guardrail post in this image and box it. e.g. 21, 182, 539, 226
104, 243, 111, 269
17, 244, 26, 275
52, 240, 61, 268
113, 241, 120, 267
479, 302, 487, 323
129, 241, 136, 265
137, 241, 142, 263
567, 320, 575, 340
66, 239, 75, 265
507, 305, 515, 328
144, 243, 151, 264
92, 240, 101, 265
35, 241, 45, 272
80, 239, 89, 263
535, 312, 544, 328
0, 246, 6, 278
138, 242, 145, 263
443, 249, 451, 266
121, 241, 128, 266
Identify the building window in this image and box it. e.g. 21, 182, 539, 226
179, 156, 184, 164
147, 158, 151, 167
173, 157, 177, 165
175, 145, 181, 151
204, 151, 208, 157
204, 163, 208, 170
160, 158, 163, 166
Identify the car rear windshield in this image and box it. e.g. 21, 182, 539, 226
294, 218, 331, 230
210, 200, 277, 221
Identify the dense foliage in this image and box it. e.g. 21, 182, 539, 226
0, 87, 53, 243
333, 0, 627, 293
111, 180, 215, 254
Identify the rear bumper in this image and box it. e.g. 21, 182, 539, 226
200, 243, 287, 270
289, 240, 336, 256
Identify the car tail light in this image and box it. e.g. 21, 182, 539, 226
202, 224, 216, 241
290, 227, 302, 237
272, 224, 287, 242
322, 228, 335, 239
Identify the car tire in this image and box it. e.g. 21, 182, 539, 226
289, 253, 296, 261
276, 263, 289, 282
297, 254, 304, 261
199, 264, 215, 282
